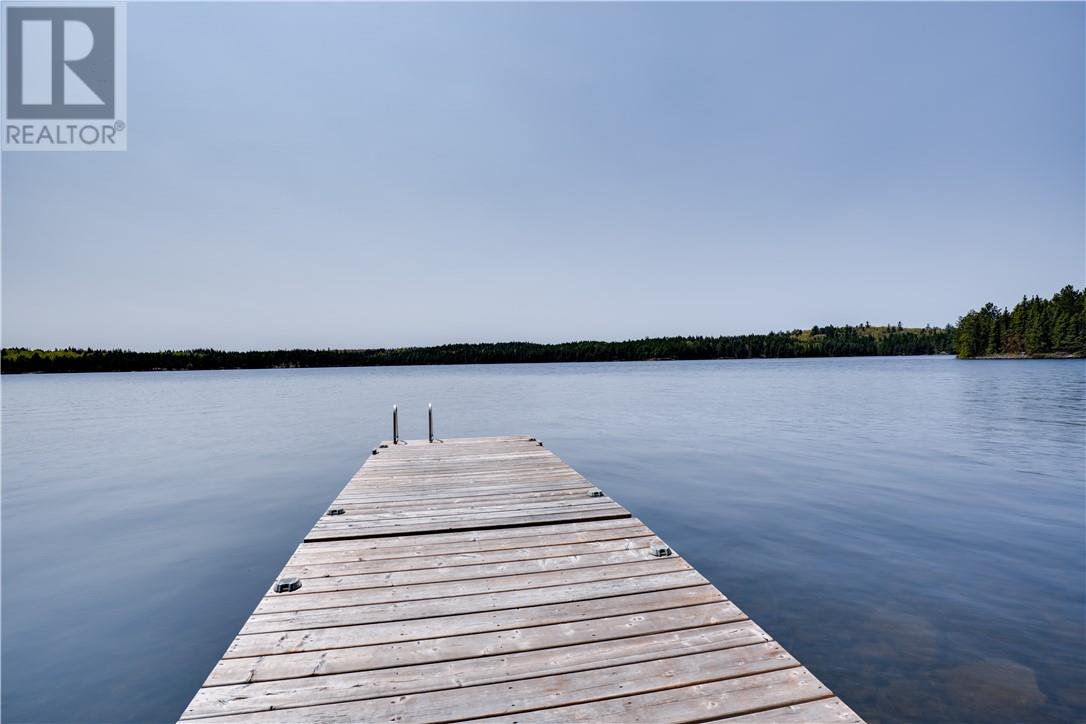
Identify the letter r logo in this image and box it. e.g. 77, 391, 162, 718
5, 6, 115, 119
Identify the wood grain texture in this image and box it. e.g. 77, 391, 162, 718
184, 622, 777, 718
205, 601, 752, 686
181, 436, 861, 723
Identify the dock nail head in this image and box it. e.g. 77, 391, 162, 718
587, 488, 605, 498
649, 540, 672, 557
327, 508, 345, 516
274, 577, 302, 593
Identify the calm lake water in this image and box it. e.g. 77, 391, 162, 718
2, 357, 1084, 723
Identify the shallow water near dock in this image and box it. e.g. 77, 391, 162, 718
2, 357, 1084, 723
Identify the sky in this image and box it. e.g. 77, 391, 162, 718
2, 2, 1083, 351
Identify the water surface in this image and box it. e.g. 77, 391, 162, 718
2, 358, 1083, 722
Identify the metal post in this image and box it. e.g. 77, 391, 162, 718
393, 404, 399, 444
428, 403, 434, 443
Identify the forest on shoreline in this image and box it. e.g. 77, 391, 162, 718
955, 285, 1085, 359
4, 285, 1083, 374
3, 324, 952, 374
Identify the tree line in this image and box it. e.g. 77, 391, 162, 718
6, 285, 1082, 374
1, 324, 954, 374
955, 285, 1085, 359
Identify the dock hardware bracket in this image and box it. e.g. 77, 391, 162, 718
587, 488, 605, 498
273, 577, 302, 593
649, 541, 672, 557
327, 508, 345, 516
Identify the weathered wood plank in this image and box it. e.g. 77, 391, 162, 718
255, 555, 690, 613
473, 667, 832, 723
273, 544, 662, 594
186, 644, 798, 722
304, 506, 631, 541
330, 483, 593, 507
288, 520, 650, 563
310, 497, 620, 525
280, 535, 655, 578
241, 567, 706, 634
226, 585, 727, 658
184, 623, 775, 718
204, 601, 751, 686
720, 697, 864, 722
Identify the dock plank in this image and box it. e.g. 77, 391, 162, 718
205, 601, 753, 686
280, 535, 655, 578
181, 436, 861, 723
473, 667, 836, 723
185, 622, 777, 718
271, 545, 669, 595
288, 518, 650, 561
186, 644, 798, 722
225, 586, 728, 658
304, 506, 630, 541
240, 568, 708, 634
253, 556, 692, 613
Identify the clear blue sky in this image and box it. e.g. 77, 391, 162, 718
3, 2, 1083, 350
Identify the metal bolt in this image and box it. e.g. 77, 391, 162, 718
274, 577, 302, 593
327, 508, 345, 516
649, 541, 672, 557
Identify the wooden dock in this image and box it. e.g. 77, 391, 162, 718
182, 435, 862, 723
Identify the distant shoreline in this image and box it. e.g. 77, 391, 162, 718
2, 325, 956, 374
4, 350, 1083, 376
7, 282, 1085, 374
0, 353, 968, 377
